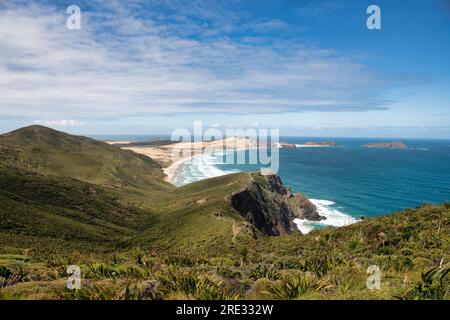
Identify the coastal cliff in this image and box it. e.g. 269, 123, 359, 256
230, 173, 323, 236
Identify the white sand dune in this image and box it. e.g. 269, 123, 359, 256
108, 137, 262, 183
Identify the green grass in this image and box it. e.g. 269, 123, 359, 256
1, 203, 448, 300
0, 125, 449, 300
0, 125, 173, 191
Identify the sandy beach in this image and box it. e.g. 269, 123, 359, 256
107, 137, 262, 183
104, 140, 135, 145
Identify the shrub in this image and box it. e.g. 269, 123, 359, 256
249, 264, 279, 281
208, 257, 236, 267
85, 263, 147, 279
217, 267, 242, 279
60, 282, 146, 300
300, 256, 334, 277
138, 280, 162, 300
133, 249, 145, 266
193, 278, 240, 300
163, 256, 195, 267
266, 274, 328, 300
157, 266, 200, 296
397, 265, 450, 300
157, 266, 238, 299
0, 266, 12, 278
274, 257, 301, 270
0, 275, 21, 288
10, 263, 29, 282
390, 255, 413, 272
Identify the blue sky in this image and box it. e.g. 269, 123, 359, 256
0, 0, 449, 137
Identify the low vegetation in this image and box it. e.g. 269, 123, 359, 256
0, 126, 448, 300
0, 203, 448, 300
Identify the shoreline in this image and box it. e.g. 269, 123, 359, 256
106, 138, 359, 232
163, 147, 252, 184
107, 139, 338, 185
107, 137, 262, 185
163, 144, 333, 184
163, 155, 195, 183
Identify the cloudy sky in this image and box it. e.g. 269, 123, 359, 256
0, 0, 449, 137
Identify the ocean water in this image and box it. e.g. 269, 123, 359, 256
170, 137, 450, 233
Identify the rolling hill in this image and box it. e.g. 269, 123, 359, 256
0, 125, 171, 190
0, 125, 320, 252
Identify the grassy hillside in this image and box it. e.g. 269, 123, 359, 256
133, 173, 258, 255
0, 125, 172, 191
0, 166, 158, 250
0, 126, 316, 253
0, 125, 448, 300
0, 204, 448, 300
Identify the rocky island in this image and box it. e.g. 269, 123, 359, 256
303, 141, 337, 147
275, 141, 337, 148
275, 142, 297, 149
363, 142, 408, 149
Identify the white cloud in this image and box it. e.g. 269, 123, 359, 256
34, 120, 85, 127
244, 19, 289, 32
0, 1, 412, 121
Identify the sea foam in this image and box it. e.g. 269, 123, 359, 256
293, 199, 357, 234
172, 153, 234, 186
171, 152, 358, 234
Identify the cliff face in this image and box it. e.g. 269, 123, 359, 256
230, 173, 324, 236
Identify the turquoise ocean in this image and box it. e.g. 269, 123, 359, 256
94, 135, 450, 233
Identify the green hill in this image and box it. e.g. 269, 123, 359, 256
0, 125, 171, 190
0, 126, 320, 252
0, 166, 158, 250
0, 125, 448, 300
